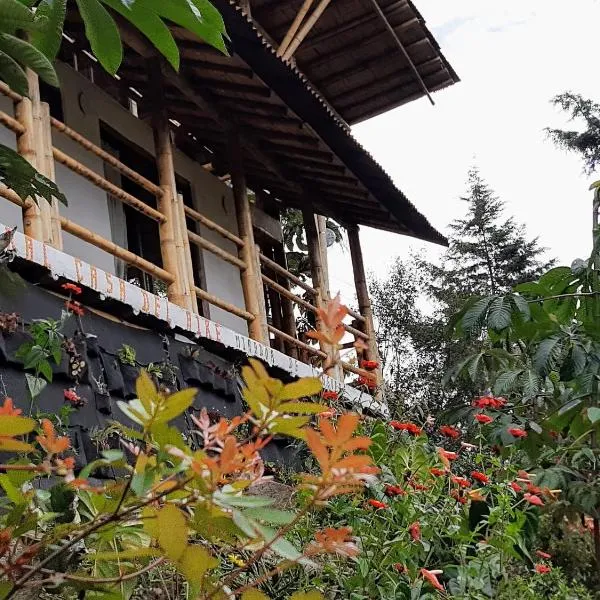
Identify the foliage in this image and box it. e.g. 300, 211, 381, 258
117, 343, 137, 366
495, 567, 593, 600
546, 92, 600, 175
0, 297, 380, 600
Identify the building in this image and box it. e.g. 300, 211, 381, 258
0, 0, 456, 452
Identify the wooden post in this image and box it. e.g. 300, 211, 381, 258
273, 244, 299, 359
228, 128, 267, 342
317, 214, 331, 300
177, 193, 199, 314
150, 63, 191, 310
347, 224, 379, 368
40, 102, 62, 249
15, 71, 43, 240
303, 207, 338, 376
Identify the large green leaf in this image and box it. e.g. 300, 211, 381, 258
101, 0, 179, 71
461, 296, 492, 335
76, 0, 122, 74
493, 369, 522, 395
30, 0, 67, 60
486, 296, 512, 331
533, 335, 565, 375
0, 34, 58, 86
0, 50, 28, 95
0, 0, 34, 33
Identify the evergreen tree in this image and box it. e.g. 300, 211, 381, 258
371, 167, 553, 415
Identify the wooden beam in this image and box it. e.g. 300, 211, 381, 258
229, 129, 268, 342
186, 74, 272, 98
282, 0, 334, 61
277, 0, 315, 57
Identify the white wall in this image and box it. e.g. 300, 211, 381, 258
0, 62, 248, 336
0, 95, 23, 231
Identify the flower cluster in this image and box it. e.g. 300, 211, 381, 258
389, 421, 422, 435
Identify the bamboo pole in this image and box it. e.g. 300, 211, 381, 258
259, 251, 317, 296
267, 277, 285, 353
317, 214, 331, 300
40, 103, 62, 249
282, 0, 334, 61
0, 82, 22, 102
59, 217, 174, 283
272, 244, 299, 359
51, 117, 161, 196
15, 72, 43, 240
347, 224, 380, 375
52, 147, 165, 222
277, 0, 315, 57
177, 194, 199, 314
0, 111, 25, 134
228, 128, 267, 342
172, 186, 194, 312
268, 324, 326, 358
194, 286, 254, 321
261, 273, 317, 313
187, 229, 247, 270
184, 205, 244, 247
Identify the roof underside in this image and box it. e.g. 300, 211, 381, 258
250, 0, 459, 124
61, 1, 448, 245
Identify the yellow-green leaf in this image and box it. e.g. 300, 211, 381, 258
157, 504, 188, 561
157, 388, 197, 423
0, 474, 24, 504
0, 416, 36, 436
90, 548, 161, 561
278, 401, 328, 415
241, 590, 270, 600
278, 378, 322, 401
247, 358, 270, 381
290, 592, 324, 600
0, 439, 33, 453
136, 370, 159, 413
270, 416, 310, 439
0, 582, 13, 600
177, 544, 218, 585
142, 506, 159, 539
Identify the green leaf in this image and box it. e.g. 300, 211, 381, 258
101, 449, 124, 462
178, 544, 218, 586
157, 388, 196, 423
136, 370, 158, 414
269, 415, 310, 439
533, 335, 565, 375
0, 49, 28, 95
89, 547, 161, 561
30, 0, 67, 60
214, 491, 274, 509
75, 0, 122, 74
0, 474, 25, 504
243, 507, 295, 525
493, 369, 522, 395
0, 0, 34, 32
486, 296, 512, 331
290, 593, 324, 600
0, 34, 58, 86
587, 407, 600, 424
0, 415, 35, 436
278, 401, 327, 414
156, 504, 188, 561
278, 377, 323, 401
0, 582, 13, 600
461, 296, 492, 335
241, 591, 270, 600
100, 0, 179, 71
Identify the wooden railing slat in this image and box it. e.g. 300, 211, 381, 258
184, 205, 244, 247
187, 229, 246, 270
268, 324, 327, 358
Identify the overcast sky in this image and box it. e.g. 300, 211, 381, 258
327, 0, 600, 305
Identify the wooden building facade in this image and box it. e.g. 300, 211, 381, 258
0, 0, 456, 410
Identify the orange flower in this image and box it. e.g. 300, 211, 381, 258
536, 550, 552, 559
526, 482, 542, 495
319, 410, 335, 419
468, 489, 486, 502
508, 427, 527, 438
438, 447, 458, 469
472, 395, 506, 409
322, 390, 339, 401
420, 568, 444, 591
451, 475, 471, 488
307, 527, 359, 558
70, 478, 105, 493
471, 471, 489, 484
409, 521, 421, 541
36, 419, 70, 455
360, 360, 379, 370
367, 499, 388, 510
430, 467, 446, 477
357, 375, 377, 389
475, 413, 493, 424
524, 493, 544, 506
535, 564, 551, 574
61, 283, 82, 295
390, 421, 422, 435
439, 425, 460, 439
517, 470, 532, 480
0, 398, 21, 416
408, 479, 428, 491
384, 484, 406, 497
510, 481, 523, 493
65, 301, 85, 316
450, 489, 467, 504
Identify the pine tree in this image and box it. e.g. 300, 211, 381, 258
372, 167, 553, 415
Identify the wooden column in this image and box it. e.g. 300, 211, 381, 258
150, 64, 192, 310
228, 128, 267, 342
347, 224, 379, 366
15, 71, 43, 241
273, 244, 299, 359
40, 103, 62, 249
317, 214, 331, 300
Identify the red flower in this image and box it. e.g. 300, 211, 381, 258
471, 471, 490, 485
408, 479, 428, 491
450, 489, 468, 504
384, 485, 406, 497
0, 398, 21, 416
510, 481, 523, 493
535, 564, 551, 574
61, 283, 82, 295
420, 568, 444, 591
508, 427, 527, 438
65, 301, 85, 316
451, 476, 471, 488
322, 390, 339, 401
319, 410, 335, 419
393, 563, 405, 573
536, 550, 552, 559
438, 449, 458, 461
409, 521, 421, 541
524, 493, 544, 506
526, 483, 543, 495
390, 421, 422, 436
472, 395, 506, 409
439, 425, 460, 439
360, 360, 379, 370
475, 413, 493, 424
430, 467, 446, 477
357, 375, 377, 389
367, 499, 388, 510
63, 389, 79, 403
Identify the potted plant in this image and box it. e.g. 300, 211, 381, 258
0, 312, 25, 363
117, 344, 139, 399
178, 347, 203, 385
147, 361, 179, 391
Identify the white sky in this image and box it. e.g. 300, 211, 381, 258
326, 0, 600, 306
